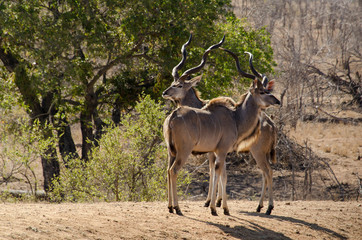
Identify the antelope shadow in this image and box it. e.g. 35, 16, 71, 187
238, 210, 347, 240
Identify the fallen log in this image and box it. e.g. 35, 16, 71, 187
1, 189, 46, 199
301, 106, 362, 124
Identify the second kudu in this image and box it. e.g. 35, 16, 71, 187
163, 36, 280, 216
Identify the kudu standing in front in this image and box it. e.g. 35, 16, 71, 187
163, 37, 280, 216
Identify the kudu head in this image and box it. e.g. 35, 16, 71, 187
221, 48, 280, 109
244, 51, 280, 108
249, 78, 280, 109
162, 34, 225, 101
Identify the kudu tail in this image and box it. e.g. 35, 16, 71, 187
168, 111, 178, 157
270, 148, 277, 164
270, 129, 277, 164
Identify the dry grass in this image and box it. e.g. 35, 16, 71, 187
287, 121, 361, 161
285, 118, 362, 200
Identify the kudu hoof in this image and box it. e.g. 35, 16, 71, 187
256, 205, 263, 213
168, 206, 173, 213
211, 208, 218, 216
204, 200, 211, 207
174, 206, 183, 216
224, 208, 230, 215
266, 205, 274, 215
216, 199, 222, 208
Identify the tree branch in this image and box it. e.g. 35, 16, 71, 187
87, 36, 145, 91
0, 42, 19, 72
314, 106, 349, 123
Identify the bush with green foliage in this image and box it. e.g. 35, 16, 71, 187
50, 95, 191, 202
0, 117, 56, 197
194, 17, 276, 99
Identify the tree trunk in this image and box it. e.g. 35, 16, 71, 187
93, 110, 107, 146
15, 67, 60, 193
80, 112, 93, 161
41, 145, 60, 192
16, 68, 61, 193
58, 116, 79, 165
80, 90, 97, 161
112, 98, 122, 125
0, 47, 60, 193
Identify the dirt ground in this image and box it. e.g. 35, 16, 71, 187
1, 116, 361, 240
1, 200, 361, 240
1, 92, 361, 240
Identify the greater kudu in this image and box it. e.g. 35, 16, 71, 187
163, 37, 280, 216
212, 49, 277, 215
163, 37, 278, 215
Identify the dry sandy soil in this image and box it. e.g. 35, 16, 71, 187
1, 112, 361, 240
1, 114, 361, 240
1, 200, 361, 240
1, 96, 361, 240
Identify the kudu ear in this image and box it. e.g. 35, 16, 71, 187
250, 78, 258, 93
266, 79, 275, 92
252, 78, 263, 88
188, 75, 202, 87
250, 78, 265, 94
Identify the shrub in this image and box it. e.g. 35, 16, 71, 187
50, 95, 191, 202
0, 117, 56, 198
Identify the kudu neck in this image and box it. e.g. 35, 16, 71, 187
233, 92, 263, 152
235, 92, 261, 127
178, 88, 205, 108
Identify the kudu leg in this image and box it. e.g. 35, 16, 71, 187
216, 180, 223, 208
252, 151, 268, 213
210, 153, 228, 216
220, 165, 229, 215
257, 172, 267, 212
265, 165, 274, 215
204, 153, 216, 207
169, 169, 182, 215
254, 153, 274, 215
210, 171, 219, 215
167, 169, 173, 213
204, 153, 223, 208
169, 167, 183, 215
169, 152, 190, 216
167, 154, 175, 213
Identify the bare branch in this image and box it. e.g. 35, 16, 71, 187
87, 36, 145, 91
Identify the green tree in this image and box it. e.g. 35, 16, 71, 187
0, 0, 274, 193
188, 17, 275, 99
0, 0, 231, 191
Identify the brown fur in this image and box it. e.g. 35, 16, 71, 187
233, 119, 261, 152
204, 97, 236, 110
193, 88, 204, 103
167, 110, 179, 157
236, 92, 248, 106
